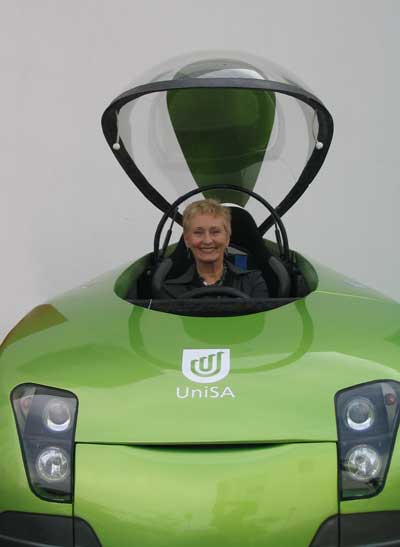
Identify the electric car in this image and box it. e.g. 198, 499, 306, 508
1, 52, 400, 547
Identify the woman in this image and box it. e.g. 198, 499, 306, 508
161, 199, 269, 298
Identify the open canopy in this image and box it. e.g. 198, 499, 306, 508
102, 52, 333, 233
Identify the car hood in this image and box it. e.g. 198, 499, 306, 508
1, 265, 399, 444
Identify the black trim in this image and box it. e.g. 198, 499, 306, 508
0, 511, 101, 547
74, 517, 102, 547
101, 78, 334, 234
309, 515, 338, 546
310, 511, 400, 547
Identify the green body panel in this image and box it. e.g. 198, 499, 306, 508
1, 259, 399, 446
1, 255, 399, 522
74, 443, 337, 547
167, 88, 275, 206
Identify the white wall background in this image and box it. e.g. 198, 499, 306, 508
2, 0, 399, 341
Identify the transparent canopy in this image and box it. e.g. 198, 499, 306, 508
122, 51, 314, 91
103, 52, 333, 227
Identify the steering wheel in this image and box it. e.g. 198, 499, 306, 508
154, 183, 290, 265
183, 286, 250, 299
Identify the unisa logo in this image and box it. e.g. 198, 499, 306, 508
177, 349, 235, 400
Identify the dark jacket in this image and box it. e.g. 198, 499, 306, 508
161, 261, 269, 299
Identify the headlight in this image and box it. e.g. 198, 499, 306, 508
344, 397, 375, 431
36, 447, 70, 482
43, 398, 72, 432
11, 384, 78, 503
344, 444, 382, 481
335, 381, 400, 500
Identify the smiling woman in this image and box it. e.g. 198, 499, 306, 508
183, 199, 231, 282
160, 198, 270, 298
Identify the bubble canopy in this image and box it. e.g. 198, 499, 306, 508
102, 53, 333, 233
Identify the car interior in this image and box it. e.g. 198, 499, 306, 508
114, 202, 318, 317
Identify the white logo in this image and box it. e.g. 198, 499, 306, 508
182, 349, 230, 384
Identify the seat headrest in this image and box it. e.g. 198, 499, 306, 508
229, 207, 264, 251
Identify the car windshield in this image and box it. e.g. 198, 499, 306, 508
105, 52, 328, 225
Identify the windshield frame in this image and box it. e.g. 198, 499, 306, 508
102, 77, 333, 234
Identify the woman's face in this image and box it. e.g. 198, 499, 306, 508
184, 213, 230, 267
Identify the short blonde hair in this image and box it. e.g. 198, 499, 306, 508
182, 199, 231, 236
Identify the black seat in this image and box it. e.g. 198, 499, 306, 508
152, 207, 291, 298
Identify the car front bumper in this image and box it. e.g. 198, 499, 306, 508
2, 442, 400, 547
2, 510, 400, 547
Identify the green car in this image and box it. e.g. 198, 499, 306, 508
1, 53, 399, 547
